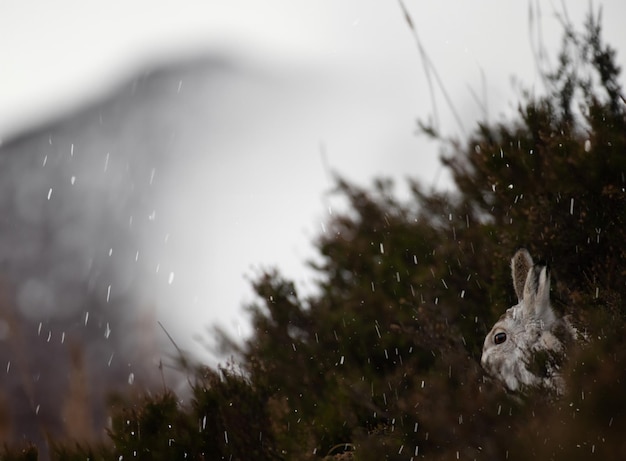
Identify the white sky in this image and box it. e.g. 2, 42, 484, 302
1, 1, 625, 363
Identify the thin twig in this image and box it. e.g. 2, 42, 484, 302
397, 0, 466, 136
158, 320, 184, 358
397, 0, 439, 132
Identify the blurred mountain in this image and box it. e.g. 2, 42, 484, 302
0, 52, 255, 452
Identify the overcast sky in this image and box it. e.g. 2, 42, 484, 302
1, 1, 625, 363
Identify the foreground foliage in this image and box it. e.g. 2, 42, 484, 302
4, 12, 626, 461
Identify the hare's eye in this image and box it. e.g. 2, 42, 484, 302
494, 332, 507, 345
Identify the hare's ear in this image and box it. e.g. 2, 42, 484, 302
522, 265, 556, 325
511, 249, 533, 301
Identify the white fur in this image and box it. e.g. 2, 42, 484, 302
481, 249, 574, 393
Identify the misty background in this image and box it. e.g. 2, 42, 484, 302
1, 0, 625, 368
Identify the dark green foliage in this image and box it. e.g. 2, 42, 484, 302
0, 444, 38, 461
107, 391, 192, 460
51, 442, 111, 461
189, 365, 281, 460
3, 10, 625, 461
104, 366, 280, 461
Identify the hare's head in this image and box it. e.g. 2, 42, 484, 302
481, 249, 573, 393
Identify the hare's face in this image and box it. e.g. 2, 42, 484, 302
481, 304, 546, 391
481, 249, 570, 392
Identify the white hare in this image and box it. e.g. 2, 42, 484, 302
481, 249, 575, 393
